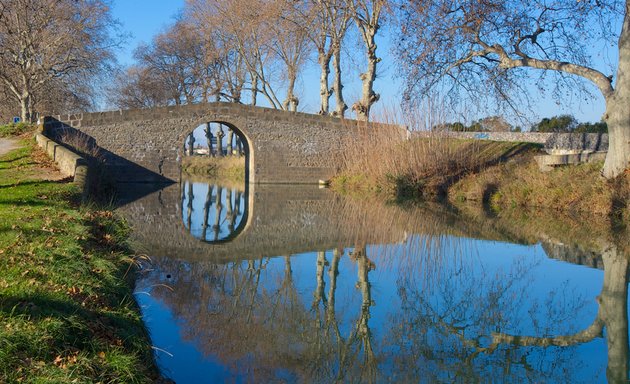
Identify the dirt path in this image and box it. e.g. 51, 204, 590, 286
0, 138, 19, 157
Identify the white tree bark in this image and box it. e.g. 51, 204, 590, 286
602, 3, 630, 178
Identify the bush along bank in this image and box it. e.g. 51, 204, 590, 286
0, 140, 158, 383
449, 157, 630, 218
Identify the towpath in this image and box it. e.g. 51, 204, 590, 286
0, 138, 19, 156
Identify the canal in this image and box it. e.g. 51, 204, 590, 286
115, 178, 627, 383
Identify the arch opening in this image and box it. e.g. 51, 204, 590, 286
180, 120, 252, 244
182, 121, 251, 184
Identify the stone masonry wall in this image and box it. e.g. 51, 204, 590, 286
43, 103, 407, 184
411, 130, 609, 153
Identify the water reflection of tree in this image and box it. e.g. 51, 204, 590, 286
180, 181, 245, 242
143, 243, 383, 383
387, 243, 628, 383
490, 245, 628, 383
137, 187, 630, 383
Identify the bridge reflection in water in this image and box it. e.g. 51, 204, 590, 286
116, 180, 628, 384
180, 180, 246, 243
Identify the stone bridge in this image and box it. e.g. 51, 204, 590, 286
42, 102, 406, 183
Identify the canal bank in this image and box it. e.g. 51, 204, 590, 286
332, 137, 630, 219
0, 139, 159, 383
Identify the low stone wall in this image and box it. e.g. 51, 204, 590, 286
411, 131, 552, 144
35, 133, 88, 189
410, 131, 609, 154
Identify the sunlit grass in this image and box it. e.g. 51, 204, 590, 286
0, 141, 156, 383
182, 155, 245, 181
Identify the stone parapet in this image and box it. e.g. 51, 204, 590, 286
35, 133, 88, 193
410, 130, 609, 154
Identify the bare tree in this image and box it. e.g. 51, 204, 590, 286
270, 0, 313, 112
348, 0, 386, 121
309, 0, 351, 116
134, 21, 207, 106
0, 0, 118, 122
394, 0, 628, 178
187, 0, 285, 108
109, 66, 171, 109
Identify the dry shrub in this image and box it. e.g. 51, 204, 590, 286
336, 105, 534, 197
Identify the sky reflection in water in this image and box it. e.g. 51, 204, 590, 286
125, 180, 621, 384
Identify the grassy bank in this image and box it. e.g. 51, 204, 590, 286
181, 155, 245, 181
0, 140, 157, 383
449, 157, 626, 216
332, 135, 629, 218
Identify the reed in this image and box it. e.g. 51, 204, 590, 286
335, 106, 534, 198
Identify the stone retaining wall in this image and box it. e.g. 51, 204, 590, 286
35, 133, 88, 188
411, 130, 609, 153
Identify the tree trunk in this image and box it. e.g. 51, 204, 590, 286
603, 5, 630, 178
187, 133, 195, 156
332, 44, 347, 118
599, 245, 629, 383
205, 123, 215, 157
283, 69, 298, 112
227, 128, 234, 156
201, 185, 213, 240
186, 182, 194, 230
313, 251, 327, 307
216, 125, 224, 157
20, 93, 31, 122
251, 73, 258, 106
355, 29, 379, 122
319, 50, 332, 115
213, 186, 223, 241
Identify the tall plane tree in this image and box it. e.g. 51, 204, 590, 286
0, 0, 117, 122
309, 0, 351, 116
349, 0, 386, 121
395, 1, 628, 178
134, 21, 207, 106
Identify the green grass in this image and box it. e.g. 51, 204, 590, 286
0, 122, 33, 137
0, 141, 157, 383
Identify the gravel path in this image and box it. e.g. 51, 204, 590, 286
0, 138, 19, 157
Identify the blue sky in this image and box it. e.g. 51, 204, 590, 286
111, 0, 609, 126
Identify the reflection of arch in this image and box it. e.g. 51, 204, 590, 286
184, 119, 254, 184
181, 180, 251, 244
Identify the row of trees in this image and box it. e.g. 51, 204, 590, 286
531, 115, 608, 134
437, 115, 608, 133
110, 0, 386, 121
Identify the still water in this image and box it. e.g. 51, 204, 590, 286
116, 179, 628, 383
